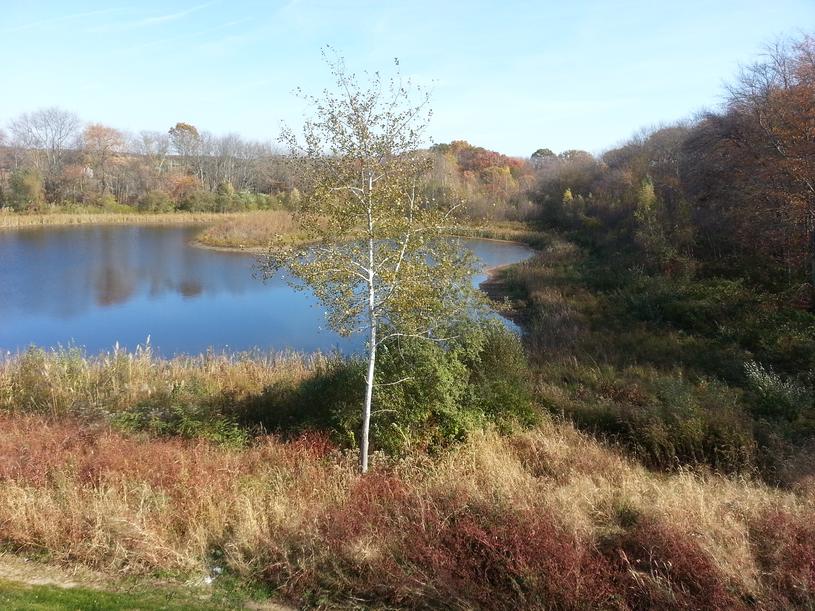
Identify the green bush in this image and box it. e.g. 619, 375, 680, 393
744, 360, 813, 422
597, 270, 815, 382
240, 322, 537, 454
138, 190, 175, 213
539, 362, 757, 472
179, 189, 217, 212
239, 356, 365, 446
372, 332, 473, 452
459, 322, 537, 428
114, 381, 248, 448
4, 168, 45, 211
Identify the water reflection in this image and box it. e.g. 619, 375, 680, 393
0, 226, 533, 355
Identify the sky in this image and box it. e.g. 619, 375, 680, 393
0, 0, 812, 156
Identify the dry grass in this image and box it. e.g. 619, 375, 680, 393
449, 221, 552, 250
195, 216, 541, 252
0, 405, 811, 608
194, 211, 301, 250
0, 210, 257, 231
0, 345, 322, 419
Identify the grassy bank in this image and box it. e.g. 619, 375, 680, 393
0, 210, 255, 231
193, 213, 547, 252
193, 211, 303, 250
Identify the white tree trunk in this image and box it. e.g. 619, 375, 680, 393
360, 313, 376, 473
361, 195, 376, 474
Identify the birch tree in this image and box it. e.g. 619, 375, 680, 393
263, 53, 477, 473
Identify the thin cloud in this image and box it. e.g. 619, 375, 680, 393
1, 7, 128, 34
110, 17, 253, 55
87, 1, 218, 33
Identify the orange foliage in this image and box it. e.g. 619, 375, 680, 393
164, 172, 201, 200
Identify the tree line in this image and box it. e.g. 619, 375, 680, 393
0, 116, 296, 212
532, 34, 814, 299
0, 110, 534, 218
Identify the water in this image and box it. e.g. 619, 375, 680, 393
0, 225, 533, 355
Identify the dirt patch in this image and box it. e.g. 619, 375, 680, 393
0, 553, 106, 590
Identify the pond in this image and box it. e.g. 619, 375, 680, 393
0, 225, 534, 355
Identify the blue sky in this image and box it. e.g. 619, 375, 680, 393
0, 0, 812, 156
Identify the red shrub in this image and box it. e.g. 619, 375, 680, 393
751, 510, 815, 607
318, 472, 412, 548
316, 477, 619, 609
415, 504, 619, 609
286, 430, 337, 459
602, 520, 747, 610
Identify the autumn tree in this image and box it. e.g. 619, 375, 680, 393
168, 122, 202, 178
726, 35, 815, 291
530, 147, 556, 169
263, 53, 477, 473
83, 123, 124, 193
670, 35, 815, 293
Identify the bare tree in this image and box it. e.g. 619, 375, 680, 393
9, 107, 81, 180
134, 131, 170, 176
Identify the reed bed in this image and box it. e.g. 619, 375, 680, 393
0, 210, 252, 231
194, 211, 300, 249
0, 344, 324, 419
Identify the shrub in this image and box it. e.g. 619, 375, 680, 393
602, 520, 748, 609
459, 321, 537, 428
744, 360, 812, 422
539, 362, 757, 472
101, 374, 249, 447
372, 332, 473, 452
240, 322, 537, 454
238, 355, 365, 446
5, 168, 45, 211
316, 475, 618, 609
368, 322, 537, 453
114, 399, 248, 448
138, 190, 175, 213
179, 189, 217, 212
751, 511, 815, 608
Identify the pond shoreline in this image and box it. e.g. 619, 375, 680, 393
0, 211, 252, 232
